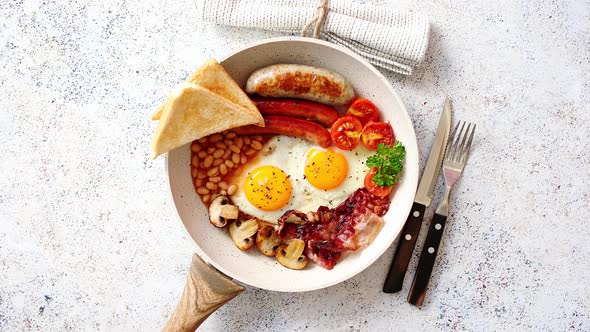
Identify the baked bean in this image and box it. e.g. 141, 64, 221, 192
244, 137, 251, 145
229, 144, 240, 153
227, 184, 237, 196
253, 136, 263, 141
207, 167, 219, 176
226, 132, 236, 139
198, 137, 207, 143
207, 147, 215, 154
213, 149, 224, 159
245, 149, 257, 156
232, 152, 240, 164
234, 137, 243, 149
191, 155, 199, 166
209, 176, 221, 183
219, 181, 228, 190
204, 156, 214, 168
197, 170, 207, 179
220, 164, 228, 175
197, 187, 209, 195
251, 140, 263, 150
219, 190, 227, 196
213, 159, 223, 166
224, 139, 233, 146
224, 160, 235, 168
195, 178, 205, 187
198, 151, 207, 159
215, 142, 226, 149
202, 194, 211, 203
209, 134, 223, 143
241, 155, 247, 164
206, 182, 217, 191
191, 168, 198, 178
191, 143, 202, 152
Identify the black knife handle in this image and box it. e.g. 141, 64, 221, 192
382, 202, 426, 293
407, 212, 448, 306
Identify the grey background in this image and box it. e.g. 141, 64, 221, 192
1, 0, 589, 331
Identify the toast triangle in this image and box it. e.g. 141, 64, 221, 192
151, 58, 263, 126
150, 83, 263, 159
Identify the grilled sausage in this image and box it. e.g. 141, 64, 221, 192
245, 64, 355, 106
250, 97, 340, 127
232, 115, 332, 148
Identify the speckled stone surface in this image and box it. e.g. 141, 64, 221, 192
1, 0, 589, 331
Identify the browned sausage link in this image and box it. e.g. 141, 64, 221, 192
250, 97, 340, 127
246, 64, 355, 106
233, 116, 332, 148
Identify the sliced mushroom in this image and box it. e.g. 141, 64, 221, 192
259, 221, 275, 228
209, 195, 239, 228
275, 238, 308, 270
256, 223, 281, 257
280, 210, 309, 225
229, 218, 259, 250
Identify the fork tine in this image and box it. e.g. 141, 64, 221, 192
445, 121, 460, 161
456, 123, 471, 162
449, 121, 465, 162
460, 123, 476, 164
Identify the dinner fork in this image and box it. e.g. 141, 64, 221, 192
407, 120, 476, 306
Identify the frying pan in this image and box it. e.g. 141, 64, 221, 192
163, 37, 419, 331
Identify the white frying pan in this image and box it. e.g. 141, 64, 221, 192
163, 37, 419, 331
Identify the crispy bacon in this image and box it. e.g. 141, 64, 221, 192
276, 188, 390, 269
306, 240, 342, 270
277, 210, 309, 241
334, 212, 384, 250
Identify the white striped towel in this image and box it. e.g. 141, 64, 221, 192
196, 0, 430, 75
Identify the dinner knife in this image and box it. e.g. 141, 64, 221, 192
382, 97, 451, 293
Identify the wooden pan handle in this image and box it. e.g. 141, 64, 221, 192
163, 254, 245, 332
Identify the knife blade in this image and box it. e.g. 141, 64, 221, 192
382, 97, 451, 293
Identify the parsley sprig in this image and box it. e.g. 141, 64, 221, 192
366, 142, 406, 187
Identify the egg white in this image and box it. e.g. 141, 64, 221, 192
230, 136, 373, 223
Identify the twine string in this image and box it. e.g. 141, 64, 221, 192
300, 0, 329, 38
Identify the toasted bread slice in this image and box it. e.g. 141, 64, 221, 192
150, 83, 263, 159
151, 58, 263, 126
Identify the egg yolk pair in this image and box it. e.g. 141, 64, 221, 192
244, 149, 349, 211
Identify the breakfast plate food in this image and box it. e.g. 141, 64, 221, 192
161, 37, 419, 293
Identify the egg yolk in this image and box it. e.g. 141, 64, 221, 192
244, 166, 292, 211
304, 148, 349, 190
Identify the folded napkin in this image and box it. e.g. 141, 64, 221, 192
197, 0, 430, 75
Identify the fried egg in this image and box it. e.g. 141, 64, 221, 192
230, 136, 373, 222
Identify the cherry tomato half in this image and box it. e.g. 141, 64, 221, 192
361, 122, 395, 151
346, 98, 380, 125
364, 168, 393, 197
330, 116, 363, 150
